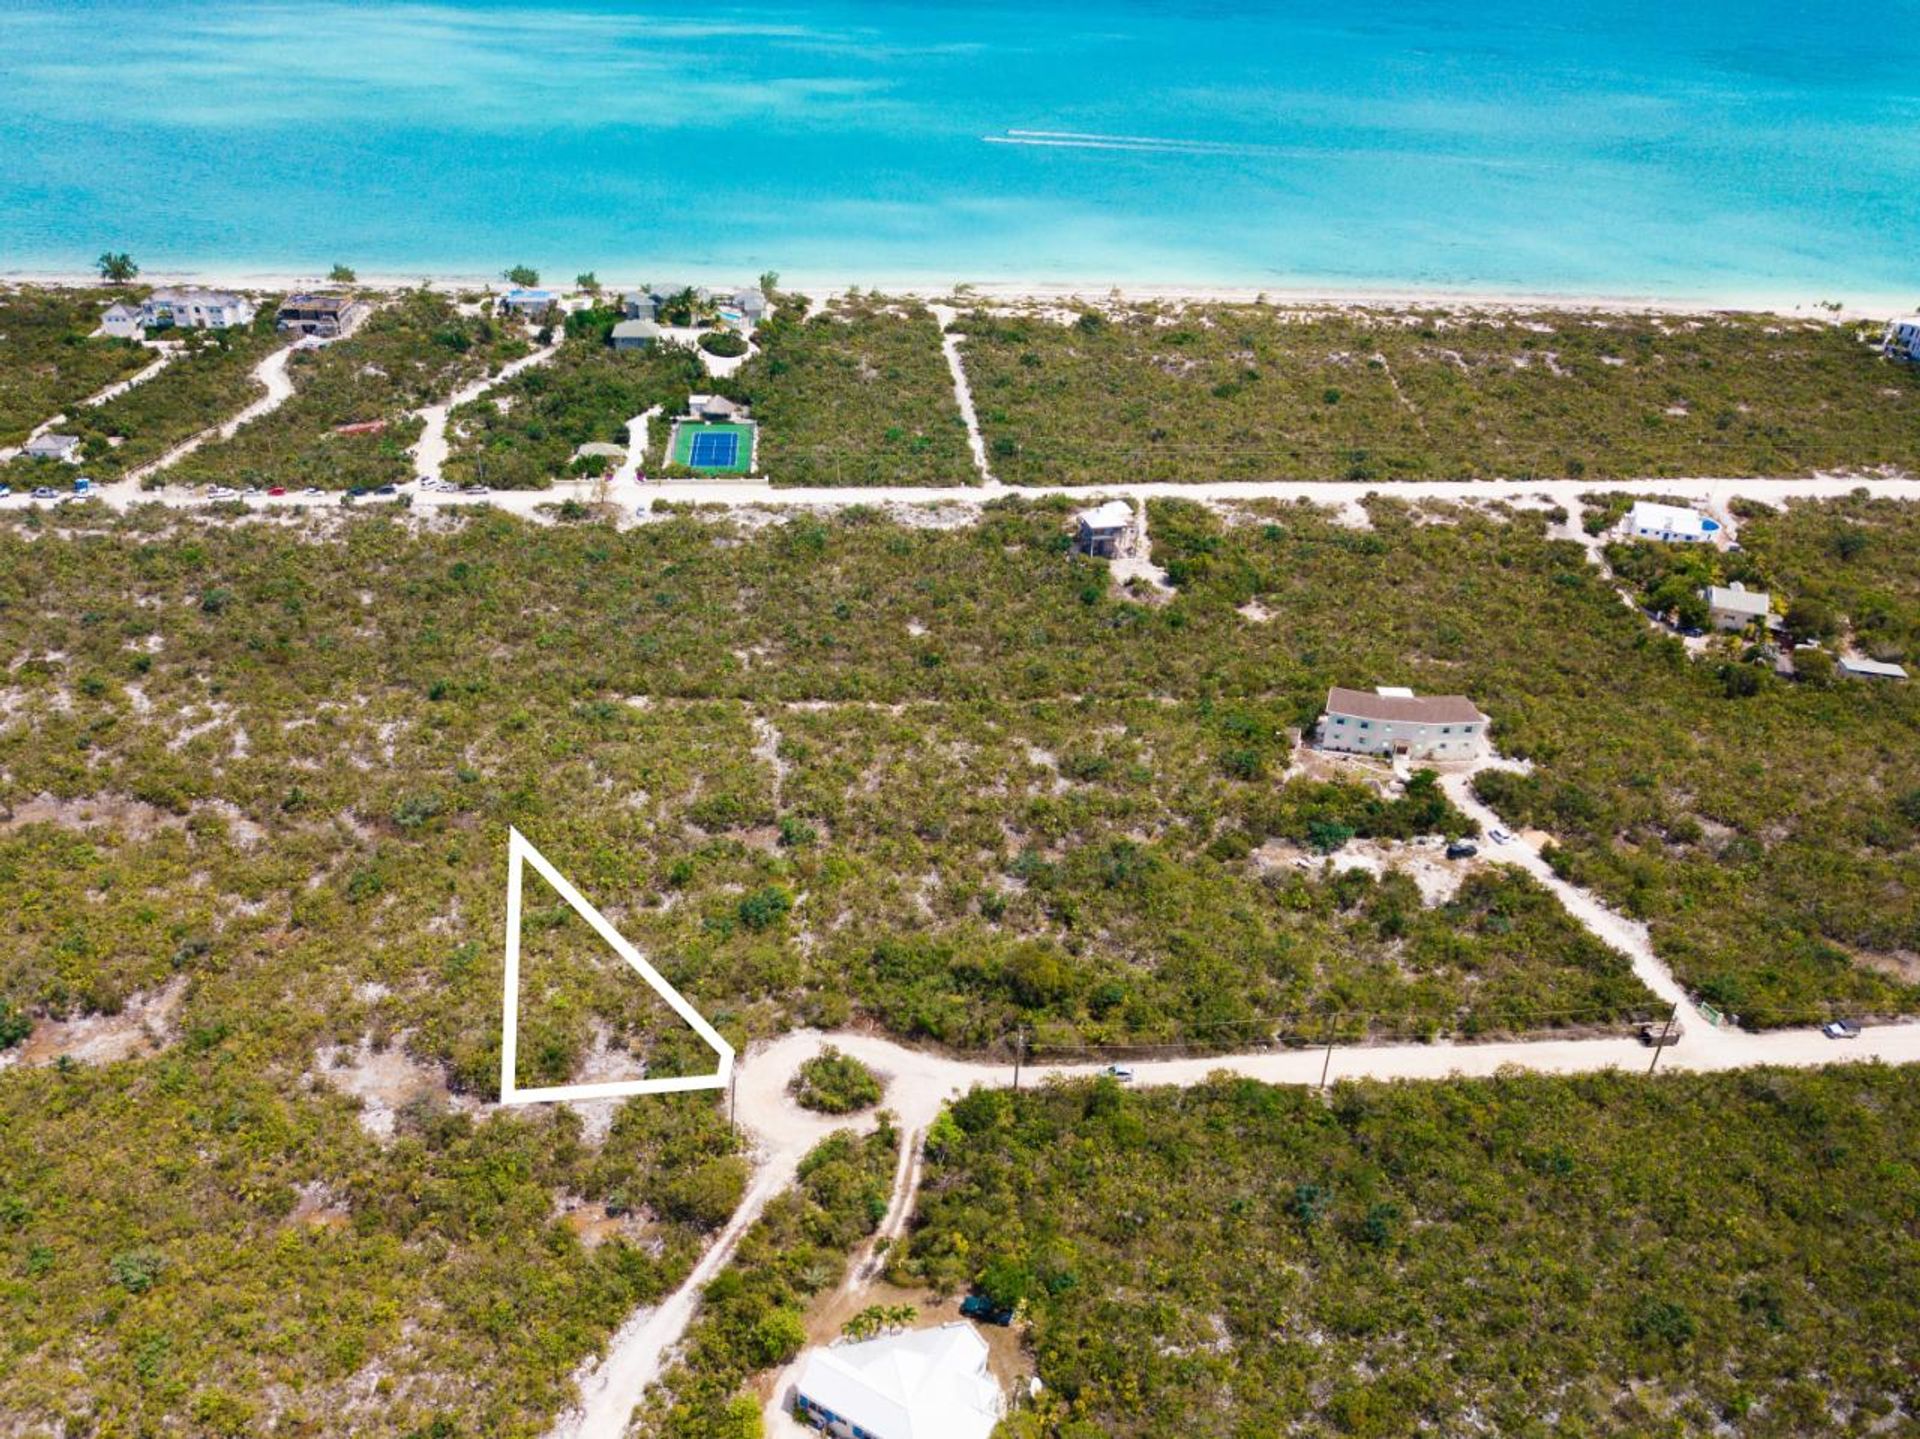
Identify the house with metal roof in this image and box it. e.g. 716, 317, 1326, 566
1703, 583, 1771, 632
792, 1323, 1002, 1439
24, 433, 83, 463
1317, 686, 1490, 761
1074, 500, 1135, 558
1623, 501, 1721, 544
1838, 655, 1909, 681
610, 319, 662, 351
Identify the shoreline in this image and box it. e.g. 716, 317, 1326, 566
1, 266, 1908, 323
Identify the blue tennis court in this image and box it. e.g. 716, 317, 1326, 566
688, 430, 738, 468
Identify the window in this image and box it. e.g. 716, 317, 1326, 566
1334, 716, 1346, 725
1359, 721, 1371, 730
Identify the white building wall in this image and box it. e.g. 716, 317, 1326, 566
1319, 713, 1486, 761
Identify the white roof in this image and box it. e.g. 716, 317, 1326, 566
610, 319, 660, 338
1839, 655, 1909, 679
795, 1324, 1000, 1439
26, 432, 80, 453
1705, 584, 1769, 616
1077, 500, 1133, 531
1626, 500, 1712, 533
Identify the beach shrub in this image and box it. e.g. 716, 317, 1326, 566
791, 1046, 884, 1113
698, 330, 748, 358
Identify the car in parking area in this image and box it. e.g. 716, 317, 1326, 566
206, 485, 239, 501
372, 484, 398, 496
267, 486, 287, 496
0, 485, 12, 499
30, 486, 61, 500
461, 483, 489, 496
1822, 1019, 1862, 1040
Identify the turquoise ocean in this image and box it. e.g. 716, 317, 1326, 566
1, 0, 1916, 299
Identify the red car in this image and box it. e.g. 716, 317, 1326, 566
267, 486, 287, 496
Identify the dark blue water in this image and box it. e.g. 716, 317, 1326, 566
2, 0, 1915, 297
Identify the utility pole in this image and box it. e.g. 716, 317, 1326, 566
728, 1068, 738, 1129
1013, 1030, 1025, 1092
1646, 1002, 1679, 1077
1319, 1016, 1338, 1092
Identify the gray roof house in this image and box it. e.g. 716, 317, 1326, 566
1703, 583, 1771, 631
25, 433, 83, 462
611, 319, 662, 351
101, 302, 145, 340
622, 291, 659, 322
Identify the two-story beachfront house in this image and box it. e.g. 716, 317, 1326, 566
143, 289, 255, 330
792, 1324, 1002, 1439
1074, 500, 1134, 557
1317, 686, 1490, 761
275, 293, 367, 339
1622, 500, 1721, 544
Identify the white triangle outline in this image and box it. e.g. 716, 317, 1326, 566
500, 826, 734, 1104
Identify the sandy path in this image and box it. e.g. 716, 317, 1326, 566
409, 337, 563, 483
0, 348, 180, 461
622, 406, 660, 481
927, 303, 993, 486
40, 471, 1920, 526
111, 343, 297, 488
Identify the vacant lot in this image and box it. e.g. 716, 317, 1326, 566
0, 286, 153, 445
168, 291, 526, 492
728, 293, 975, 487
904, 1066, 1920, 1438
955, 303, 1920, 485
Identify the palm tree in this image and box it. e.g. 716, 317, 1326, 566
96, 252, 139, 283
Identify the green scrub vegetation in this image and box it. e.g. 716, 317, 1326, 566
730, 292, 974, 487
442, 312, 706, 490
791, 1047, 884, 1113
167, 290, 526, 493
637, 1122, 899, 1439
954, 303, 1920, 485
902, 1066, 1920, 1438
0, 286, 153, 445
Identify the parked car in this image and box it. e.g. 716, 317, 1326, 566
461, 483, 489, 496
0, 485, 12, 498
301, 487, 325, 497
267, 486, 287, 496
1822, 1019, 1862, 1040
1445, 839, 1479, 860
1488, 828, 1516, 845
206, 485, 238, 500
30, 486, 60, 500
1103, 1064, 1135, 1082
1638, 1021, 1684, 1047
372, 484, 398, 496
72, 476, 93, 495
959, 1294, 1015, 1326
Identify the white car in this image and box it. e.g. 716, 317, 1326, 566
206, 485, 239, 501
1103, 1064, 1135, 1082
301, 487, 325, 497
0, 485, 11, 498
1489, 828, 1516, 845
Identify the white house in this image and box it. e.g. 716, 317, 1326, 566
1703, 583, 1771, 632
723, 286, 769, 332
101, 302, 145, 340
144, 289, 255, 330
1318, 686, 1490, 761
793, 1324, 1002, 1439
24, 433, 83, 463
1882, 315, 1920, 362
1838, 655, 1909, 681
1623, 500, 1722, 545
1074, 500, 1134, 558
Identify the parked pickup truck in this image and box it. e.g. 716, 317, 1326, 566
1638, 1021, 1684, 1047
960, 1294, 1015, 1326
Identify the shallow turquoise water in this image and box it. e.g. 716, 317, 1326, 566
1, 0, 1915, 298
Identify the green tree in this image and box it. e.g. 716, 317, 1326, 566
1783, 596, 1839, 645
95, 251, 139, 283
575, 271, 601, 293
503, 264, 540, 287
328, 263, 357, 283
